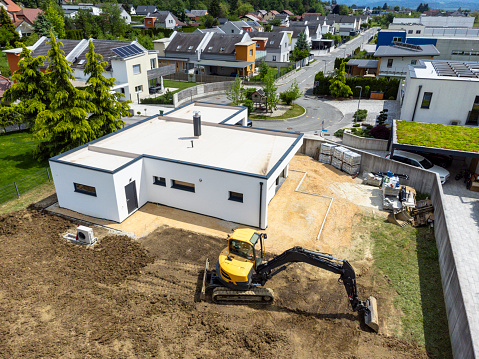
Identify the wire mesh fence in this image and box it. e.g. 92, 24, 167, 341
0, 168, 53, 205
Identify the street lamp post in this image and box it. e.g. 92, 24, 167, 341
355, 86, 362, 123
323, 60, 327, 74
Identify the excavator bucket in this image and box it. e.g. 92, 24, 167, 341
364, 296, 379, 333
387, 210, 412, 227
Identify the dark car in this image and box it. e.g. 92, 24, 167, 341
409, 150, 453, 168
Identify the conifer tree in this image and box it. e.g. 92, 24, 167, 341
3, 44, 50, 126
83, 40, 129, 136
34, 32, 95, 159
0, 7, 20, 47
33, 12, 55, 37
45, 1, 65, 38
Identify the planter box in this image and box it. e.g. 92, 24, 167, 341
370, 92, 384, 100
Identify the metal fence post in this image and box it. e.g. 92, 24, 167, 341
46, 168, 51, 182
14, 182, 19, 198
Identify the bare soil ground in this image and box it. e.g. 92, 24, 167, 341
0, 208, 429, 358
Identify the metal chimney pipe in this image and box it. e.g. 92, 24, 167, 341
193, 111, 201, 137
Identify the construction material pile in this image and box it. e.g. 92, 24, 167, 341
319, 144, 361, 175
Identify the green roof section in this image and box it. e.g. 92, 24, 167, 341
396, 121, 479, 153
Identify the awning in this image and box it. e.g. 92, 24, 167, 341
192, 59, 254, 68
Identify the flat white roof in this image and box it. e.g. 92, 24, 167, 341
163, 102, 246, 124
57, 116, 301, 177
410, 60, 479, 81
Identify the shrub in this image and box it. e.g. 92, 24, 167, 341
243, 98, 254, 113
353, 109, 367, 122
351, 127, 373, 138
279, 80, 301, 105
369, 125, 391, 139
334, 128, 345, 138
376, 109, 388, 125
366, 124, 373, 129
352, 123, 360, 127
141, 91, 173, 105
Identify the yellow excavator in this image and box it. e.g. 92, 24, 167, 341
202, 228, 379, 332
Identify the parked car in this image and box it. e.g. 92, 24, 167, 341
408, 150, 453, 168
386, 150, 450, 184
235, 119, 253, 127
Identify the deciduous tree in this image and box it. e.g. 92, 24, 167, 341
279, 80, 301, 105
83, 40, 130, 136
45, 1, 65, 38
226, 77, 244, 105
0, 7, 20, 47
263, 73, 279, 112
34, 32, 95, 159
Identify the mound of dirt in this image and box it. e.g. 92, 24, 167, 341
0, 209, 429, 358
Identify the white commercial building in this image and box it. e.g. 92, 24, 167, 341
49, 102, 303, 229
400, 59, 479, 126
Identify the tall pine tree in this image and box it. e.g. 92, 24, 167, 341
83, 40, 130, 136
34, 32, 95, 159
33, 12, 55, 37
45, 1, 65, 38
0, 7, 20, 47
3, 44, 50, 126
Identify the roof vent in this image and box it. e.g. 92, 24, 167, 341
193, 111, 201, 137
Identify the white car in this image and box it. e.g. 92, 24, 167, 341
386, 150, 450, 184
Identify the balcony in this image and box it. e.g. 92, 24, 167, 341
255, 50, 267, 61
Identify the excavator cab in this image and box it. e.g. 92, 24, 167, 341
228, 229, 265, 269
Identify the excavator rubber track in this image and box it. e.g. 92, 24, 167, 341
212, 287, 274, 305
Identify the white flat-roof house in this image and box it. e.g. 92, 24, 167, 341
49, 102, 303, 229
400, 60, 479, 126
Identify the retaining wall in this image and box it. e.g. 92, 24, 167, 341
342, 131, 389, 151
300, 134, 476, 358
173, 81, 233, 107
431, 181, 475, 359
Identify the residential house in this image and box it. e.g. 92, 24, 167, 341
218, 17, 228, 25
221, 20, 253, 34
251, 31, 290, 64
275, 14, 290, 26
245, 20, 263, 32
374, 42, 440, 78
185, 9, 207, 21
263, 10, 279, 21
61, 3, 131, 24
135, 5, 157, 16
14, 8, 42, 25
302, 13, 322, 20
272, 25, 310, 48
3, 37, 158, 102
400, 59, 479, 126
129, 4, 136, 15
194, 27, 225, 34
281, 10, 294, 16
0, 0, 20, 13
256, 10, 267, 19
144, 11, 176, 29
345, 59, 378, 77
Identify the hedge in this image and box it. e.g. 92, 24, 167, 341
313, 71, 400, 100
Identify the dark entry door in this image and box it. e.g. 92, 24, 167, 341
125, 181, 138, 214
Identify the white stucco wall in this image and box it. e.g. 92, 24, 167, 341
49, 160, 120, 222
400, 76, 479, 125
219, 108, 248, 125
379, 56, 432, 76
142, 157, 267, 228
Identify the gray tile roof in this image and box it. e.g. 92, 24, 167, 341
166, 33, 205, 53
272, 26, 305, 38
204, 33, 246, 54
136, 5, 156, 15
346, 59, 378, 68
250, 31, 284, 49
374, 43, 440, 57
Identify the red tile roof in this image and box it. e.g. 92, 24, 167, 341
283, 10, 294, 16
15, 8, 43, 25
270, 10, 279, 15
0, 75, 12, 98
3, 0, 21, 13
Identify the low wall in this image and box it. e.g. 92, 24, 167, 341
343, 131, 389, 151
430, 180, 475, 359
300, 135, 436, 194
173, 81, 233, 107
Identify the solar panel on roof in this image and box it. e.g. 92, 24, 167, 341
111, 44, 144, 58
432, 61, 479, 78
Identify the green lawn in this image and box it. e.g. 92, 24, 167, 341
367, 215, 452, 358
0, 50, 11, 77
396, 120, 479, 152
249, 103, 306, 120
163, 80, 198, 91
0, 131, 47, 187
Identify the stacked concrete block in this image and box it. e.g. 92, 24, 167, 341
332, 157, 342, 170
342, 163, 360, 175
343, 150, 361, 166
319, 154, 332, 164
320, 143, 337, 155
333, 146, 349, 161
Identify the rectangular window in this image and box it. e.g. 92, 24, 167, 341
150, 58, 156, 69
249, 49, 253, 56
392, 36, 402, 42
387, 59, 393, 68
421, 92, 433, 109
74, 183, 97, 196
272, 55, 277, 61
229, 191, 243, 203
135, 85, 143, 92
171, 180, 195, 192
411, 60, 417, 65
133, 64, 141, 74
473, 95, 479, 110
416, 30, 421, 34
256, 43, 260, 47
153, 176, 166, 186
408, 30, 413, 34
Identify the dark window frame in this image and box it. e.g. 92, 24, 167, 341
387, 59, 393, 68
171, 179, 195, 193
153, 176, 166, 186
421, 92, 433, 109
74, 183, 97, 197
228, 191, 244, 203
